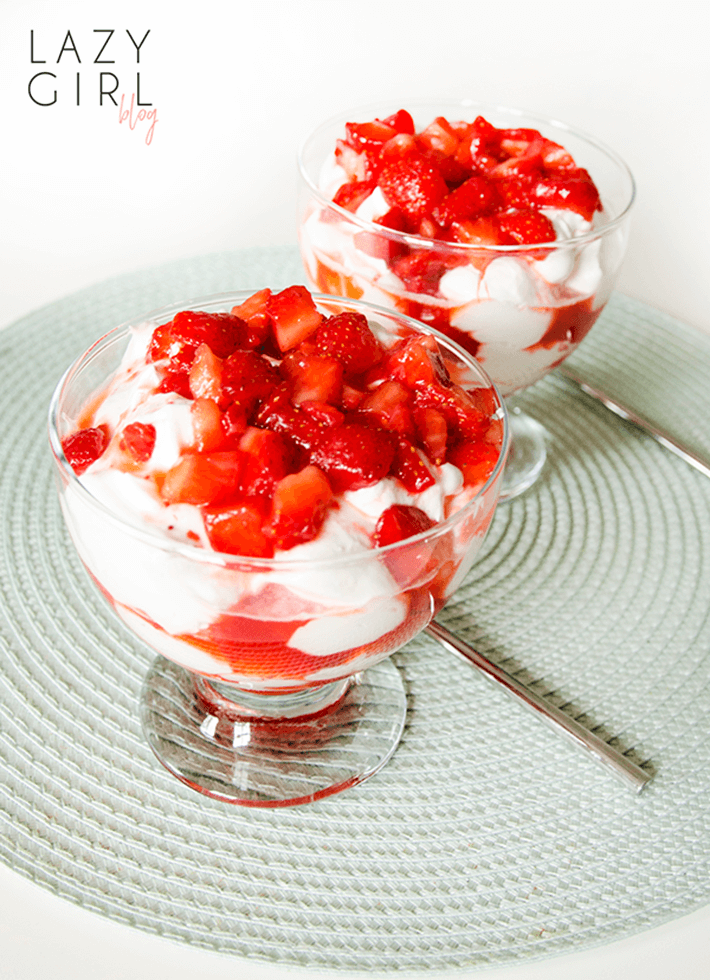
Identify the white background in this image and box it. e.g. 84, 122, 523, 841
1, 1, 710, 977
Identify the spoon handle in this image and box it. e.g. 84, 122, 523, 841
425, 620, 652, 793
559, 366, 710, 480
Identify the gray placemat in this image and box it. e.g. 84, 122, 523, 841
1, 246, 709, 973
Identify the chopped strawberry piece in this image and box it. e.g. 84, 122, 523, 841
265, 465, 333, 550
385, 333, 452, 389
160, 451, 243, 506
230, 289, 272, 348
333, 180, 377, 213
62, 425, 109, 475
378, 155, 448, 227
391, 439, 436, 493
189, 343, 223, 401
374, 504, 436, 547
540, 139, 577, 172
310, 423, 395, 492
390, 251, 454, 295
381, 132, 417, 162
417, 116, 460, 158
299, 401, 344, 428
267, 285, 324, 353
448, 440, 500, 486
256, 386, 327, 451
359, 380, 415, 437
344, 119, 397, 151
495, 176, 536, 210
413, 383, 488, 441
341, 383, 366, 411
221, 349, 281, 415
220, 403, 248, 444
313, 311, 385, 375
414, 407, 448, 465
380, 109, 415, 135
202, 500, 273, 558
157, 368, 192, 399
169, 310, 246, 360
238, 427, 295, 496
191, 397, 225, 452
280, 350, 344, 406
531, 174, 602, 220
118, 421, 156, 463
433, 176, 500, 228
496, 209, 556, 246
449, 215, 504, 247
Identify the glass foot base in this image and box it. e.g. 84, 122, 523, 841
140, 657, 408, 807
499, 405, 548, 501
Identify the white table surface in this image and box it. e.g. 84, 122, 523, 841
2, 1, 709, 977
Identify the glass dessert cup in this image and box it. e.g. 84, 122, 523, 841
298, 100, 635, 499
48, 292, 509, 807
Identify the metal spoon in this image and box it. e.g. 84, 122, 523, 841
426, 620, 652, 793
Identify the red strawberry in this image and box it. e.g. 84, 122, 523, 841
417, 116, 460, 158
380, 109, 415, 135
530, 174, 602, 220
265, 465, 333, 550
540, 139, 577, 172
495, 176, 536, 210
190, 397, 225, 452
230, 288, 272, 348
358, 380, 415, 437
280, 350, 344, 406
220, 349, 281, 415
238, 427, 295, 496
378, 155, 448, 227
118, 421, 156, 463
385, 333, 452, 389
62, 425, 109, 475
344, 119, 397, 151
432, 176, 500, 228
159, 451, 243, 506
310, 423, 395, 492
202, 500, 273, 558
157, 368, 192, 399
313, 311, 385, 375
189, 343, 223, 401
448, 440, 500, 486
390, 252, 453, 295
256, 386, 327, 451
333, 179, 377, 213
374, 504, 436, 547
169, 310, 246, 360
390, 439, 436, 493
267, 286, 324, 352
496, 209, 556, 246
414, 407, 448, 465
449, 216, 504, 248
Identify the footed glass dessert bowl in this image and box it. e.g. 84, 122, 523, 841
298, 100, 635, 498
48, 288, 509, 806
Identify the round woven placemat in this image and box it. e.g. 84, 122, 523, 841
1, 246, 709, 973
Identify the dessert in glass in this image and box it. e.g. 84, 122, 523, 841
48, 286, 508, 806
298, 101, 635, 498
